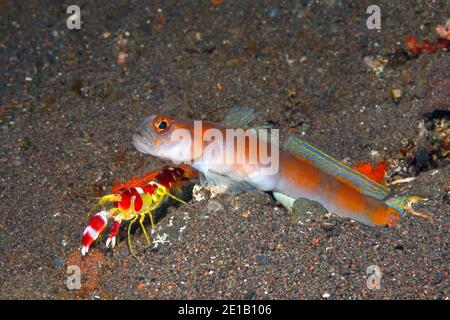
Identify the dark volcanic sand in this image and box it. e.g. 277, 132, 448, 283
0, 0, 448, 299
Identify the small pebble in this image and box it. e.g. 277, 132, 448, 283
117, 52, 128, 65
244, 290, 256, 300
52, 257, 65, 269
391, 88, 402, 101
255, 255, 271, 265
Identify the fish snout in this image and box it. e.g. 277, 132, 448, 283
133, 131, 155, 155
133, 116, 157, 154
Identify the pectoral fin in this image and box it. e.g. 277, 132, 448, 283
223, 107, 259, 128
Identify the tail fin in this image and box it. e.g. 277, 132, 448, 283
284, 134, 391, 201
385, 196, 427, 218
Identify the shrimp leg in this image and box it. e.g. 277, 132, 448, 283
127, 215, 140, 259
139, 213, 151, 245
106, 216, 121, 248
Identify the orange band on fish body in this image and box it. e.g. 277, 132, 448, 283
276, 151, 399, 226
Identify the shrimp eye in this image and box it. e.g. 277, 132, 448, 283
153, 116, 172, 133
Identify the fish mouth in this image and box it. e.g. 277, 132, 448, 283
133, 117, 156, 155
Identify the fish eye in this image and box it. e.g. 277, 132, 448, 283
153, 115, 172, 133
159, 121, 167, 129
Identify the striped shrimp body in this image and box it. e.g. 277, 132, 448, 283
81, 165, 197, 258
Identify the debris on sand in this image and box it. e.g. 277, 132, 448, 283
363, 55, 388, 75
390, 88, 402, 102
406, 35, 434, 55
116, 52, 129, 65
435, 19, 450, 40
116, 35, 128, 47
66, 249, 110, 299
388, 176, 417, 186
291, 198, 328, 225
405, 34, 448, 56
393, 115, 449, 177
154, 14, 164, 30
116, 34, 129, 65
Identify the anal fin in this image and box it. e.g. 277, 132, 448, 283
200, 170, 255, 193
273, 192, 296, 211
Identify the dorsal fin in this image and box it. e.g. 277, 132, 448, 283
283, 134, 391, 200
223, 107, 259, 128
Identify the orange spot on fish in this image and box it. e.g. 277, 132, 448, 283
353, 161, 387, 184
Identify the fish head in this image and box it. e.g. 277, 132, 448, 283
133, 114, 196, 163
